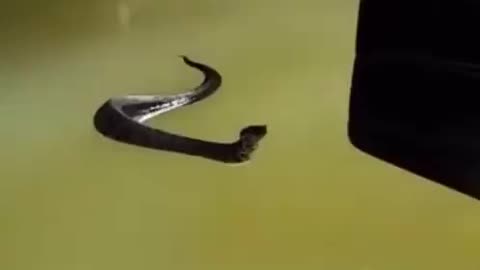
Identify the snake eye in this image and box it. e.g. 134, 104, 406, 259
237, 150, 250, 162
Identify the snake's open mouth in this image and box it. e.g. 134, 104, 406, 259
93, 56, 267, 163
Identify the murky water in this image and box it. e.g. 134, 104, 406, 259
2, 1, 480, 269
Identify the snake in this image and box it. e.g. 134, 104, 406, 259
93, 55, 267, 163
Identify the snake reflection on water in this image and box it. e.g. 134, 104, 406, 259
93, 56, 267, 163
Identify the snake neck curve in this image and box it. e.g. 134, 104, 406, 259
112, 55, 222, 123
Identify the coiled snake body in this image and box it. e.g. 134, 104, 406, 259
93, 56, 267, 163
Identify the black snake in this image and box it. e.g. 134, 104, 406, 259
93, 56, 267, 163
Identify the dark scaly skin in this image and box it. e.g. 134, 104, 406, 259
93, 56, 267, 163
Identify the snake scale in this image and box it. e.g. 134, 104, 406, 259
93, 56, 267, 163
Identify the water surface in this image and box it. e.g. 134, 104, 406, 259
1, 1, 480, 269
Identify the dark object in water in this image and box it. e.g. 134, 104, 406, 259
93, 56, 267, 164
348, 0, 480, 199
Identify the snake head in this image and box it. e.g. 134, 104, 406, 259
240, 125, 267, 140
234, 125, 267, 162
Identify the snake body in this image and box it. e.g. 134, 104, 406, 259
93, 56, 267, 163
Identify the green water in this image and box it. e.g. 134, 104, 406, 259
2, 1, 480, 269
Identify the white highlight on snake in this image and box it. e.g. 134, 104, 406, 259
111, 93, 193, 123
